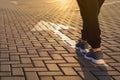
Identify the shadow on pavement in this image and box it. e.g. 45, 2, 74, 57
76, 53, 112, 80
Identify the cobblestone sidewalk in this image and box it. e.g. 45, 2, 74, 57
0, 0, 120, 80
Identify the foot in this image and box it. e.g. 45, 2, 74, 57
75, 40, 89, 54
84, 50, 105, 64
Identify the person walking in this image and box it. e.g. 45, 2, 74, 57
76, 0, 105, 64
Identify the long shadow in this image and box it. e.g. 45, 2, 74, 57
76, 52, 112, 80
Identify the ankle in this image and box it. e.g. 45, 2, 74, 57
93, 48, 101, 52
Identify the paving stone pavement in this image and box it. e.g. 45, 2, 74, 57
0, 0, 120, 80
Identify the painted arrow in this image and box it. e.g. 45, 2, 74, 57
32, 20, 76, 48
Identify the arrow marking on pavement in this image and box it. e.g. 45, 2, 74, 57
32, 20, 76, 48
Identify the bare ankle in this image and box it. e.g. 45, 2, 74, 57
93, 48, 101, 52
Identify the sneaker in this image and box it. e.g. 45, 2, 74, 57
84, 51, 105, 64
75, 40, 89, 54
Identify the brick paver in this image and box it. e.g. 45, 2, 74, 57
0, 0, 120, 80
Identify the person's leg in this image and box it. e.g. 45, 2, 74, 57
76, 0, 87, 41
76, 0, 89, 54
92, 0, 105, 52
77, 0, 105, 49
76, 0, 101, 51
88, 0, 105, 52
84, 0, 101, 49
98, 0, 105, 10
76, 0, 105, 64
76, 0, 101, 53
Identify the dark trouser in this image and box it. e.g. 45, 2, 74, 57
77, 0, 105, 48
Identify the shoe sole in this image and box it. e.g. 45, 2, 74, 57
84, 55, 105, 65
